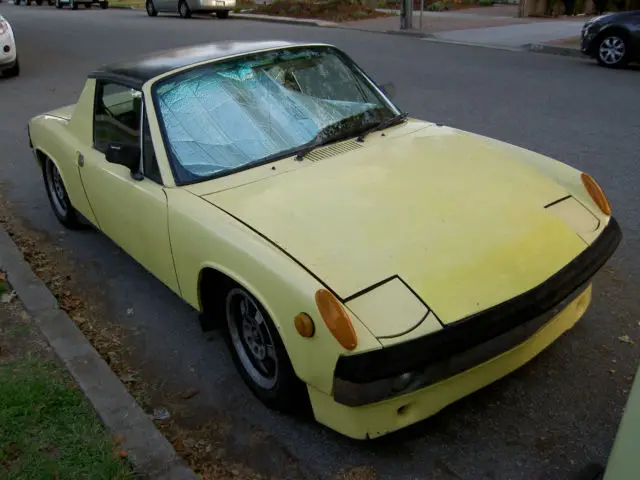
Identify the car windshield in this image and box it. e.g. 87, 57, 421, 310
152, 45, 399, 184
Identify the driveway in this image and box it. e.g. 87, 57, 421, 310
1, 5, 639, 479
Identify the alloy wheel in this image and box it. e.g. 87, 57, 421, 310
599, 36, 626, 66
45, 160, 69, 217
146, 0, 157, 15
226, 288, 279, 390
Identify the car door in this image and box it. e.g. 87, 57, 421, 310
77, 79, 181, 295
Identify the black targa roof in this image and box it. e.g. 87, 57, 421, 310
88, 40, 319, 89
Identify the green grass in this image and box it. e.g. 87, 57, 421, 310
0, 360, 133, 479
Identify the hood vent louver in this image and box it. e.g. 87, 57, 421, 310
305, 139, 363, 162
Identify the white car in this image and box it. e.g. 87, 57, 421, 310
0, 13, 19, 78
146, 0, 235, 19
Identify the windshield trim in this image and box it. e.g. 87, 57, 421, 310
149, 44, 402, 187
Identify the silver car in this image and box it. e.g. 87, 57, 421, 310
146, 0, 235, 18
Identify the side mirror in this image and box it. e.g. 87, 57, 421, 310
379, 82, 396, 99
105, 142, 142, 180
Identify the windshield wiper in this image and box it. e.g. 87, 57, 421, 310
356, 112, 408, 142
295, 119, 365, 161
294, 111, 407, 161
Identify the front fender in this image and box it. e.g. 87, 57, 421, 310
166, 188, 381, 395
459, 130, 612, 241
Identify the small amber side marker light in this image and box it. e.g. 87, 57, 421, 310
315, 289, 357, 350
581, 172, 612, 216
294, 313, 315, 338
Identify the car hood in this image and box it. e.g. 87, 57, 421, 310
591, 10, 640, 23
195, 124, 589, 336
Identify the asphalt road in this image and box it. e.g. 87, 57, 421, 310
1, 5, 639, 480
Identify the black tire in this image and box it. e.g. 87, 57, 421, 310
178, 0, 191, 18
220, 285, 308, 414
573, 463, 605, 480
146, 0, 157, 16
35, 0, 43, 5
2, 58, 20, 78
216, 9, 229, 18
70, 0, 78, 9
596, 31, 631, 68
42, 157, 83, 229
99, 0, 108, 8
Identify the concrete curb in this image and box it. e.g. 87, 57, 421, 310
527, 42, 585, 58
230, 13, 337, 27
0, 226, 198, 480
420, 36, 526, 52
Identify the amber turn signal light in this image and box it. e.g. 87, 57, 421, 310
294, 313, 315, 338
315, 289, 358, 350
581, 172, 612, 216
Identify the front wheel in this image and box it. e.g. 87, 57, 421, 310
178, 0, 191, 18
2, 58, 19, 78
146, 0, 157, 16
43, 157, 83, 229
222, 286, 307, 413
216, 10, 229, 18
596, 33, 630, 68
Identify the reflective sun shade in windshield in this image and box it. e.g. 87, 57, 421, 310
152, 46, 396, 184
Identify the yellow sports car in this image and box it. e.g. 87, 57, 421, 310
27, 41, 622, 440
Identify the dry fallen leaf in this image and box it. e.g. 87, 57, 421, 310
120, 373, 137, 383
1, 291, 17, 304
618, 335, 635, 345
179, 388, 200, 400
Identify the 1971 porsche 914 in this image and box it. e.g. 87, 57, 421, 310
27, 41, 622, 440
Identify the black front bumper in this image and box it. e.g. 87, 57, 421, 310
333, 217, 622, 406
581, 35, 597, 57
580, 23, 601, 57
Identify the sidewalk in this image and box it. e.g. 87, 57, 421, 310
430, 19, 583, 47
343, 5, 588, 47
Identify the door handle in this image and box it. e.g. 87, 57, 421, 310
77, 152, 85, 167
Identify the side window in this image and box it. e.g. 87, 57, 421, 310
142, 110, 162, 185
94, 82, 142, 153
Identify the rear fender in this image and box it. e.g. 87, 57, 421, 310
29, 115, 98, 226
